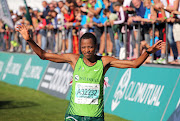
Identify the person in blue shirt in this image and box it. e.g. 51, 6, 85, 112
81, 0, 108, 52
80, 12, 95, 34
132, 0, 156, 23
132, 0, 146, 17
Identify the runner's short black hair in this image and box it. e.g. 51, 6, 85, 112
80, 33, 97, 45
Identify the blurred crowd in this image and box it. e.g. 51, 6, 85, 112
0, 0, 180, 64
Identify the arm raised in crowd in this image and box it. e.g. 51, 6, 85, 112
16, 24, 79, 69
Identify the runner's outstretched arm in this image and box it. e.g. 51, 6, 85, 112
16, 24, 75, 64
103, 40, 163, 69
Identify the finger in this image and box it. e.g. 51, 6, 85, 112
158, 44, 161, 48
23, 24, 27, 30
155, 40, 162, 46
17, 25, 23, 31
21, 24, 24, 29
22, 24, 25, 29
23, 24, 26, 29
158, 45, 162, 48
158, 40, 162, 43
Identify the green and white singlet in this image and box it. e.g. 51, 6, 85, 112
66, 54, 104, 118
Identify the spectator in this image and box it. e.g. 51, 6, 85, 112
103, 8, 119, 57
39, 1, 49, 51
0, 20, 5, 51
58, 0, 68, 14
76, 0, 83, 7
52, 1, 61, 14
49, 3, 55, 11
112, 2, 128, 58
171, 2, 180, 64
9, 15, 19, 52
132, 0, 156, 46
128, 0, 146, 59
31, 8, 41, 48
63, 1, 76, 53
84, 0, 107, 53
150, 0, 166, 44
46, 10, 58, 53
154, 0, 178, 62
55, 1, 65, 53
42, 1, 50, 19
141, 28, 166, 64
37, 13, 47, 48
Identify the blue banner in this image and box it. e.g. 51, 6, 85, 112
0, 52, 49, 89
104, 66, 180, 121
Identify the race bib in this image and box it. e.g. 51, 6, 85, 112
75, 83, 100, 104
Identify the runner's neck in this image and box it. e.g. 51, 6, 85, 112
83, 55, 97, 66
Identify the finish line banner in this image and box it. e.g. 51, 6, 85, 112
104, 67, 180, 121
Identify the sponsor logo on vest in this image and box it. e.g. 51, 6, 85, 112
75, 75, 79, 81
0, 61, 4, 72
2, 56, 21, 80
78, 76, 99, 82
41, 63, 72, 94
19, 58, 42, 85
111, 69, 164, 111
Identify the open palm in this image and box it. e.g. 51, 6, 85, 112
16, 24, 30, 41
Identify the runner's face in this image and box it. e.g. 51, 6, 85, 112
81, 38, 96, 59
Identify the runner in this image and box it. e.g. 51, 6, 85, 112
16, 24, 162, 121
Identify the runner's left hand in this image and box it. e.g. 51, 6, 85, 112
147, 40, 163, 53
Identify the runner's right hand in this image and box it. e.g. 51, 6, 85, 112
16, 24, 30, 41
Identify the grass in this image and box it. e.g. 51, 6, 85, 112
0, 81, 128, 121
